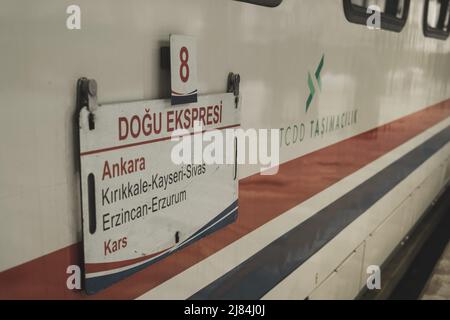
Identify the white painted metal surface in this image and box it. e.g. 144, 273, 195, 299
309, 243, 365, 300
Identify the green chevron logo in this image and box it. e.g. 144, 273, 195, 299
306, 54, 325, 112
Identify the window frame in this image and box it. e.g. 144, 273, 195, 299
423, 0, 450, 40
343, 0, 411, 33
235, 0, 283, 8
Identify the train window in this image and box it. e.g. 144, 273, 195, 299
343, 0, 410, 32
423, 0, 450, 40
235, 0, 283, 7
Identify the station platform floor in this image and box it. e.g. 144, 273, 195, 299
421, 241, 450, 300
387, 185, 450, 300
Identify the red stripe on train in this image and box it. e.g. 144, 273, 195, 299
1, 99, 450, 299
85, 247, 173, 274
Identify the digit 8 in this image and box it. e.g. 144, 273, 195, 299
179, 47, 189, 83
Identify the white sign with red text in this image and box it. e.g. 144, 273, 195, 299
79, 93, 239, 294
170, 34, 198, 105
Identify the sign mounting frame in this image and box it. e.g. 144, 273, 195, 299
77, 75, 241, 295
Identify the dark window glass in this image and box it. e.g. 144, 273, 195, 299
423, 0, 450, 40
235, 0, 283, 8
343, 0, 410, 32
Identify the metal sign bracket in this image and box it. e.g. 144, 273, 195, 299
227, 72, 241, 108
77, 77, 98, 130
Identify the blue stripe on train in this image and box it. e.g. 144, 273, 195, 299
190, 125, 450, 300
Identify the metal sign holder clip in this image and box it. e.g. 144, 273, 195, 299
77, 77, 98, 130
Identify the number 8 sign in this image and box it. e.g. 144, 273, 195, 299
170, 35, 198, 105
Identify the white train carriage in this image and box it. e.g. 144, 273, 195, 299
0, 0, 450, 299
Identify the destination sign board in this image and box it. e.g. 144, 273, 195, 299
79, 93, 239, 294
